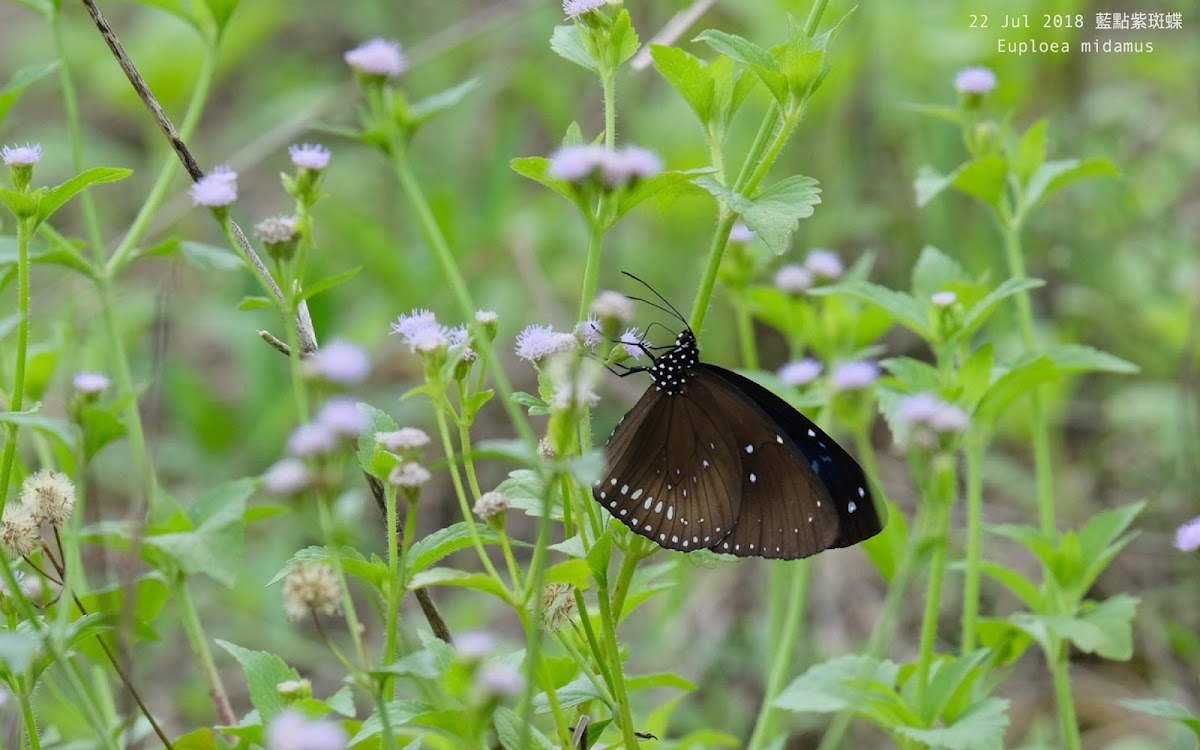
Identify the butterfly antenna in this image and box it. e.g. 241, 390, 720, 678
621, 271, 689, 328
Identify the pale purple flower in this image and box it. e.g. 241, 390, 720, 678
1176, 517, 1200, 552
898, 392, 969, 434
931, 291, 957, 307
266, 709, 347, 750
389, 462, 432, 488
929, 403, 970, 433
2, 143, 42, 166
289, 143, 331, 170
619, 327, 646, 359
548, 145, 605, 182
410, 325, 450, 354
455, 631, 496, 658
830, 360, 879, 390
376, 428, 431, 451
189, 169, 238, 207
515, 324, 576, 362
574, 317, 603, 348
954, 66, 997, 95
262, 458, 311, 495
344, 38, 406, 77
563, 0, 607, 19
601, 146, 663, 187
729, 222, 755, 243
778, 358, 823, 387
390, 308, 437, 338
317, 397, 368, 437
804, 249, 844, 281
475, 310, 499, 325
774, 264, 813, 294
73, 371, 111, 394
590, 291, 635, 325
478, 662, 525, 696
313, 339, 369, 385
447, 325, 469, 347
287, 422, 338, 457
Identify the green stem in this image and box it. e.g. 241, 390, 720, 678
578, 225, 604, 322
314, 494, 370, 668
383, 483, 402, 668
516, 475, 556, 750
18, 684, 42, 750
609, 547, 641, 625
734, 294, 759, 370
517, 609, 574, 747
960, 434, 984, 653
373, 691, 404, 750
1049, 640, 1083, 750
745, 560, 811, 750
912, 461, 955, 710
173, 578, 235, 725
596, 580, 640, 749
688, 211, 736, 333
0, 219, 32, 512
802, 0, 832, 36
602, 72, 616, 149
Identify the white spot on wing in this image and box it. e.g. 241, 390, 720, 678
848, 501, 857, 513
750, 473, 757, 483
631, 488, 643, 500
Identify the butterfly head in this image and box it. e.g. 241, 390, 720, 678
651, 328, 698, 396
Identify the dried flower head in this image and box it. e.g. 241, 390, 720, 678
289, 143, 331, 171
515, 324, 576, 363
774, 264, 813, 294
0, 505, 39, 558
311, 339, 370, 385
282, 563, 342, 622
263, 459, 312, 496
189, 168, 238, 208
376, 428, 431, 452
265, 709, 347, 750
254, 215, 297, 244
804, 249, 844, 281
2, 143, 42, 166
20, 470, 76, 527
344, 38, 406, 77
473, 491, 510, 522
540, 582, 577, 632
954, 66, 996, 95
830, 360, 879, 391
778, 358, 823, 387
1176, 517, 1200, 552
537, 437, 556, 460
389, 462, 432, 489
73, 371, 111, 394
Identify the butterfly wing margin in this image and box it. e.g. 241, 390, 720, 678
596, 386, 743, 551
701, 364, 884, 548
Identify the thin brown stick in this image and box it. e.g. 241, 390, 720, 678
77, 0, 319, 355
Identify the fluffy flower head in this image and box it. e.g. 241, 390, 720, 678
312, 339, 370, 385
2, 143, 41, 166
316, 397, 368, 437
804, 249, 844, 281
515, 324, 576, 362
778, 358, 823, 387
389, 462, 432, 489
563, 0, 607, 19
73, 371, 111, 394
266, 709, 347, 750
282, 563, 342, 621
830, 360, 879, 391
263, 459, 311, 496
344, 38, 406, 77
954, 66, 997, 95
590, 291, 635, 326
377, 428, 431, 452
190, 168, 238, 207
20, 469, 76, 527
729, 222, 755, 244
774, 264, 812, 294
289, 143, 331, 170
1176, 517, 1200, 552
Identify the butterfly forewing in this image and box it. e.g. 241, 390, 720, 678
596, 382, 742, 551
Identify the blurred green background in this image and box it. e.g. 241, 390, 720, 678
1, 0, 1197, 746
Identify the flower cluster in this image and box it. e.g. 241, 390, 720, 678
262, 398, 371, 495
896, 392, 971, 447
548, 144, 662, 188
515, 324, 577, 363
0, 470, 77, 558
306, 339, 370, 386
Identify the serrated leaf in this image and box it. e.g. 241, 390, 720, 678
614, 168, 715, 223
694, 29, 786, 104
1013, 118, 1047, 186
894, 698, 1010, 750
775, 655, 900, 714
550, 24, 599, 73
143, 479, 253, 587
812, 280, 927, 337
495, 706, 557, 749
692, 174, 821, 254
407, 567, 510, 602
1039, 344, 1137, 374
216, 640, 301, 722
38, 168, 132, 227
1120, 699, 1200, 739
650, 44, 714, 126
1024, 158, 1118, 210
607, 9, 640, 68
405, 522, 506, 577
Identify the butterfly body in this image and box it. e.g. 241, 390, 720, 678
595, 327, 882, 560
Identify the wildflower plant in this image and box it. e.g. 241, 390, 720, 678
0, 2, 1188, 750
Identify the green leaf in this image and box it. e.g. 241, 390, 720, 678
649, 44, 715, 126
0, 630, 40, 674
979, 561, 1043, 611
510, 156, 588, 215
1119, 699, 1200, 739
1013, 118, 1047, 186
300, 266, 361, 301
350, 701, 438, 745
408, 79, 480, 127
974, 356, 1057, 427
0, 62, 59, 124
911, 245, 967, 298
1023, 158, 1119, 210
199, 0, 240, 34
607, 9, 641, 69
1014, 594, 1139, 660
370, 649, 441, 680
1039, 344, 1138, 374
694, 29, 786, 104
216, 639, 301, 722
545, 558, 591, 588
266, 545, 382, 588
143, 478, 254, 587
614, 168, 716, 222
587, 530, 613, 587
408, 567, 510, 602
38, 168, 132, 227
510, 390, 550, 417
494, 706, 557, 749
951, 156, 1008, 210
355, 402, 399, 478
692, 174, 821, 254
237, 296, 273, 310
405, 522, 506, 577
813, 281, 927, 338
1077, 501, 1144, 594
534, 674, 603, 713
957, 344, 994, 409
131, 238, 244, 272
497, 469, 559, 519
951, 278, 1045, 347
80, 402, 128, 460
463, 389, 494, 421
550, 24, 599, 73
626, 672, 696, 694
915, 650, 991, 725
894, 698, 1010, 750
880, 357, 941, 393
0, 186, 39, 219
774, 655, 900, 714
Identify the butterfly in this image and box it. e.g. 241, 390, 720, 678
592, 274, 883, 559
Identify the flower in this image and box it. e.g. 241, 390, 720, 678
286, 422, 338, 457
455, 631, 496, 659
317, 398, 368, 437
574, 317, 603, 348
389, 462, 432, 488
73, 371, 111, 394
265, 709, 348, 750
547, 355, 601, 412
475, 310, 499, 325
515, 324, 576, 362
1174, 517, 1200, 552
563, 0, 607, 19
391, 308, 437, 338
619, 326, 646, 359
954, 66, 997, 95
263, 459, 312, 495
729, 222, 755, 244
548, 145, 606, 182
254, 215, 297, 244
473, 491, 510, 522
804, 249, 844, 281
830, 360, 879, 390
540, 582, 577, 632
289, 143, 331, 170
774, 264, 812, 294
410, 326, 450, 355
0, 505, 39, 558
897, 392, 970, 434
189, 168, 238, 207
2, 143, 42, 166
477, 663, 525, 697
312, 339, 370, 385
19, 470, 75, 527
344, 38, 406, 77
590, 291, 635, 326
778, 358, 823, 387
931, 291, 957, 307
282, 563, 342, 622
377, 428, 431, 452
601, 146, 663, 187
